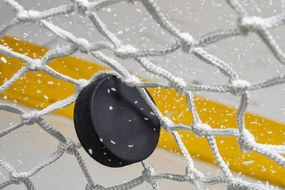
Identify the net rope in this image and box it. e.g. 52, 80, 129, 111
0, 0, 285, 189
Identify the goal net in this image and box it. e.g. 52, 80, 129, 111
0, 0, 285, 189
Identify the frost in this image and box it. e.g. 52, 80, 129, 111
47, 81, 54, 85
242, 160, 254, 166
0, 57, 7, 63
44, 95, 49, 100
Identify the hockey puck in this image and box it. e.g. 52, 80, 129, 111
74, 74, 161, 167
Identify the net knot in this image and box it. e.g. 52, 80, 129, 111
180, 32, 194, 53
9, 174, 22, 185
123, 75, 140, 87
91, 184, 104, 190
21, 111, 39, 125
10, 172, 31, 185
173, 77, 187, 94
76, 38, 91, 53
10, 172, 24, 179
27, 59, 43, 71
115, 45, 138, 59
185, 166, 203, 181
162, 117, 173, 133
17, 10, 40, 22
191, 122, 211, 137
142, 167, 156, 184
238, 16, 264, 34
9, 174, 35, 189
59, 140, 77, 154
76, 79, 89, 92
227, 178, 249, 190
73, 0, 90, 17
238, 130, 255, 153
229, 79, 250, 96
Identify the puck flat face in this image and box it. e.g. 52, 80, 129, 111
74, 74, 160, 167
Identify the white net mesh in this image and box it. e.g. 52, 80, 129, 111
0, 0, 285, 189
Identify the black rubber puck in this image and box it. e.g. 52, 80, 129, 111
74, 74, 161, 167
